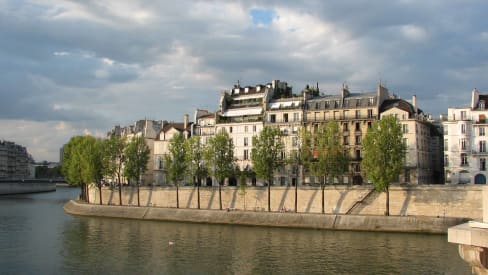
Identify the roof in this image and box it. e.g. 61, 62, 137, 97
307, 92, 377, 110
380, 99, 423, 115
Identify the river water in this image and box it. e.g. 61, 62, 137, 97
0, 187, 471, 274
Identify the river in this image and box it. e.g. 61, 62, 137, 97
0, 187, 471, 274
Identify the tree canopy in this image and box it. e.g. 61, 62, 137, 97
123, 135, 150, 185
251, 126, 284, 185
165, 132, 187, 186
204, 130, 235, 185
362, 115, 406, 215
184, 135, 207, 185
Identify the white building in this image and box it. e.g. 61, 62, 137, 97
443, 88, 488, 184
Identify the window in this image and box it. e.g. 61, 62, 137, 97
243, 150, 249, 160
334, 111, 339, 119
367, 122, 372, 128
461, 153, 468, 166
461, 139, 467, 150
461, 124, 466, 134
367, 109, 373, 118
355, 110, 361, 119
355, 164, 361, 172
355, 122, 360, 131
444, 126, 448, 135
481, 127, 485, 136
355, 150, 361, 160
444, 139, 448, 151
293, 113, 299, 122
461, 111, 467, 120
343, 123, 349, 131
315, 102, 320, 109
253, 125, 257, 132
444, 155, 449, 167
229, 126, 233, 133
481, 141, 486, 152
343, 136, 349, 145
403, 138, 408, 146
281, 151, 286, 160
402, 124, 408, 134
284, 113, 288, 123
481, 158, 486, 171
480, 101, 486, 110
368, 98, 374, 106
270, 114, 276, 123
355, 135, 361, 145
244, 126, 248, 133
292, 137, 298, 147
244, 137, 248, 147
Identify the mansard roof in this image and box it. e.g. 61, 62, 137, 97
307, 91, 377, 110
380, 99, 423, 116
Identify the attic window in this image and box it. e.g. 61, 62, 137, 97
245, 87, 249, 93
480, 100, 485, 110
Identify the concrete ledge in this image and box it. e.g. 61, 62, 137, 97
64, 200, 469, 234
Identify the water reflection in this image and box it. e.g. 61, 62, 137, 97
61, 216, 469, 274
0, 187, 470, 274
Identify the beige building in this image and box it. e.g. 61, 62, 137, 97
264, 96, 304, 186
153, 115, 192, 186
380, 97, 443, 184
304, 84, 390, 184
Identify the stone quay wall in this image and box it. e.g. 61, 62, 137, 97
87, 185, 483, 220
64, 200, 468, 234
0, 180, 56, 195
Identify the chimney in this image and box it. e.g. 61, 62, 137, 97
184, 114, 189, 130
472, 88, 479, 109
412, 95, 417, 113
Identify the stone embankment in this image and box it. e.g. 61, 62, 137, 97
64, 200, 468, 234
0, 180, 56, 195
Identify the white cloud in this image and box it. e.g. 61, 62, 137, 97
400, 24, 428, 42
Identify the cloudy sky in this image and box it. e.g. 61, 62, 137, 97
1, 0, 487, 161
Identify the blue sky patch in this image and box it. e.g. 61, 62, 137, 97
250, 8, 275, 26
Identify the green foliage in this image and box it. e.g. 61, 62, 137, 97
251, 126, 284, 184
309, 121, 348, 185
204, 130, 235, 185
103, 135, 126, 183
299, 127, 314, 179
62, 135, 100, 186
362, 115, 406, 192
184, 135, 207, 185
165, 132, 186, 185
123, 135, 150, 184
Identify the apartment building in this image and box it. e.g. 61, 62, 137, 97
443, 88, 488, 184
0, 140, 32, 179
304, 84, 389, 184
380, 96, 443, 184
264, 96, 304, 186
107, 119, 163, 185
153, 115, 192, 185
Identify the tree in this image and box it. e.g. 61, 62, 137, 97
104, 134, 126, 205
251, 126, 284, 212
184, 135, 207, 209
309, 121, 348, 214
165, 132, 186, 208
204, 130, 235, 210
362, 115, 406, 216
123, 135, 150, 207
62, 136, 99, 202
91, 139, 106, 205
298, 127, 314, 212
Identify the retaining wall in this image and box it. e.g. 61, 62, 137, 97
0, 181, 56, 195
88, 185, 483, 220
64, 200, 469, 234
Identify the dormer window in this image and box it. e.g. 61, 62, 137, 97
245, 87, 249, 93
480, 100, 485, 110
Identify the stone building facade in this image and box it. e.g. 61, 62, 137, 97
443, 88, 488, 184
0, 140, 32, 179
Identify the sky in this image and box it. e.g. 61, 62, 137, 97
1, 0, 488, 162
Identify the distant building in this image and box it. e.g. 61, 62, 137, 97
0, 140, 32, 179
443, 88, 488, 184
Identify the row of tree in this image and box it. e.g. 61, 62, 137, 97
63, 115, 404, 216
62, 135, 150, 206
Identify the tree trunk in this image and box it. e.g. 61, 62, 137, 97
218, 181, 222, 210
197, 178, 201, 210
385, 186, 390, 216
268, 177, 271, 212
321, 184, 325, 214
176, 183, 180, 208
137, 183, 140, 207
98, 184, 102, 205
118, 182, 122, 206
322, 175, 326, 214
80, 184, 84, 201
295, 177, 298, 213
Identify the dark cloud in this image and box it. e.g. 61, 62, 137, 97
1, 0, 488, 160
